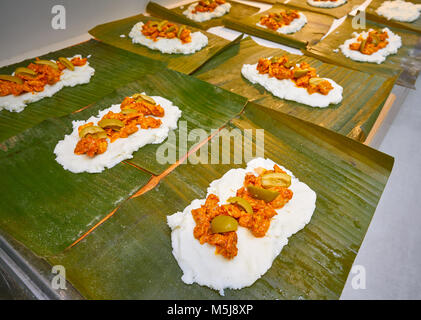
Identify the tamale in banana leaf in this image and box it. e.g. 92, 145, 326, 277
0, 40, 165, 143
146, 0, 260, 30
223, 3, 335, 49
194, 37, 396, 142
365, 0, 421, 34
287, 0, 367, 19
49, 102, 394, 299
88, 14, 239, 75
306, 17, 421, 88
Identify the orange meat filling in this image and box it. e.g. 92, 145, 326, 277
192, 165, 293, 260
259, 10, 300, 31
192, 0, 226, 13
0, 57, 87, 97
141, 20, 192, 44
349, 30, 389, 55
74, 95, 164, 157
256, 56, 334, 95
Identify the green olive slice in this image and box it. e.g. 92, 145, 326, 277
359, 38, 367, 53
247, 185, 279, 203
283, 60, 294, 68
177, 26, 185, 38
149, 21, 159, 27
309, 77, 326, 86
58, 57, 74, 71
14, 67, 37, 77
157, 20, 168, 31
270, 56, 280, 63
227, 197, 253, 214
98, 118, 124, 131
121, 108, 138, 115
165, 26, 176, 33
293, 69, 309, 78
261, 172, 291, 188
91, 131, 108, 139
211, 215, 238, 234
132, 93, 156, 105
79, 125, 106, 138
0, 75, 23, 84
34, 60, 59, 70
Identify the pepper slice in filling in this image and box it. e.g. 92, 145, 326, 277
141, 20, 192, 44
259, 10, 300, 31
192, 0, 227, 13
191, 164, 294, 260
256, 55, 334, 95
73, 94, 165, 157
349, 29, 389, 55
0, 56, 87, 97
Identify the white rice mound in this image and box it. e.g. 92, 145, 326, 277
128, 22, 208, 55
0, 55, 95, 113
376, 0, 421, 22
256, 13, 307, 34
183, 2, 231, 22
339, 27, 402, 64
54, 94, 182, 173
167, 157, 317, 296
241, 61, 343, 108
307, 0, 347, 8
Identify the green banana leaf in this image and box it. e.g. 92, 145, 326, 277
223, 3, 335, 49
365, 0, 421, 34
49, 101, 393, 299
146, 0, 260, 30
194, 37, 396, 142
88, 13, 239, 75
0, 39, 165, 143
287, 0, 367, 19
305, 17, 421, 89
0, 102, 152, 257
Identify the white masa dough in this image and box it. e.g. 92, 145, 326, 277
241, 62, 343, 108
256, 13, 307, 34
307, 0, 347, 8
54, 94, 182, 173
0, 55, 95, 113
376, 0, 421, 22
128, 22, 208, 54
167, 158, 317, 296
339, 27, 402, 64
183, 2, 231, 22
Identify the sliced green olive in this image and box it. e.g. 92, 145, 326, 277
157, 20, 168, 31
79, 125, 106, 138
14, 67, 37, 77
177, 26, 186, 38
309, 77, 326, 86
34, 60, 59, 70
247, 185, 279, 203
359, 38, 367, 53
0, 75, 23, 84
371, 35, 379, 46
133, 93, 156, 105
98, 118, 124, 131
227, 197, 253, 214
58, 57, 74, 71
270, 56, 280, 63
211, 215, 238, 234
165, 26, 176, 33
149, 21, 159, 27
261, 172, 291, 188
91, 131, 108, 139
121, 108, 138, 115
293, 69, 309, 78
283, 60, 295, 68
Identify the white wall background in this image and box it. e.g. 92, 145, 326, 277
0, 0, 178, 61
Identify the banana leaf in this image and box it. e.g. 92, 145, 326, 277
365, 0, 421, 34
194, 37, 396, 142
305, 17, 421, 88
0, 39, 165, 143
146, 0, 260, 30
0, 100, 152, 257
223, 3, 335, 49
287, 0, 367, 19
49, 102, 393, 299
88, 13, 238, 75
